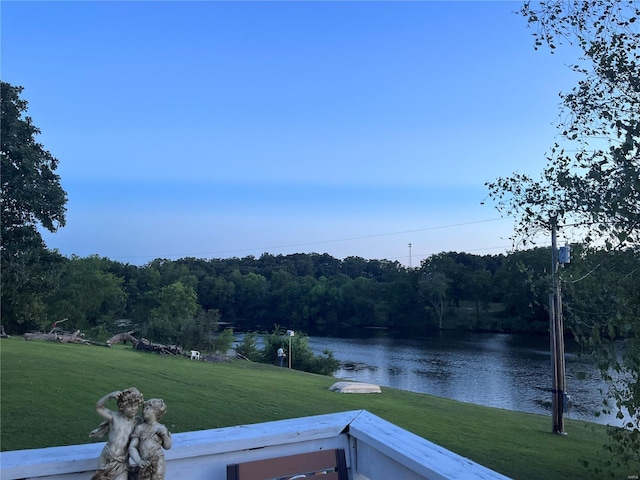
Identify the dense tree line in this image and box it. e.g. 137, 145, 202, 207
3, 248, 637, 346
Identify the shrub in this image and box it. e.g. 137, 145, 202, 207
260, 325, 339, 375
235, 332, 261, 361
212, 328, 234, 354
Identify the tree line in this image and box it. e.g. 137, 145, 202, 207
3, 247, 637, 347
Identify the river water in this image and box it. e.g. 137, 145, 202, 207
306, 331, 623, 426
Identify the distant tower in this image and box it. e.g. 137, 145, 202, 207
408, 243, 412, 268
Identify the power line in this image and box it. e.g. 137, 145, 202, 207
113, 217, 511, 261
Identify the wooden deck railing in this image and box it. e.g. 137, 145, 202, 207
0, 410, 510, 480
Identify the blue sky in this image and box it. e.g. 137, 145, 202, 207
1, 1, 578, 266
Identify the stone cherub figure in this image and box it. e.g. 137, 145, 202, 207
90, 387, 145, 480
128, 398, 172, 480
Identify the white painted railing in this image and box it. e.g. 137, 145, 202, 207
0, 410, 510, 480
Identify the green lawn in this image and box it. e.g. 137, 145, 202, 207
1, 337, 637, 480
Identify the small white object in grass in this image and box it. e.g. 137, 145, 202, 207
329, 381, 381, 393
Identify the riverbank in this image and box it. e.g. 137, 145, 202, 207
1, 337, 637, 480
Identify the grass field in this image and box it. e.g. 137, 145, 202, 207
1, 337, 637, 480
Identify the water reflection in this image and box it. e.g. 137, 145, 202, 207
308, 331, 623, 426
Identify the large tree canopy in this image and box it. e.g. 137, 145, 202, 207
1, 81, 67, 329
487, 0, 639, 249
487, 0, 639, 470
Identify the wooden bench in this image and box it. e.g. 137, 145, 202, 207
226, 448, 348, 480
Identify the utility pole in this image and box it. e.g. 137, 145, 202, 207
286, 330, 295, 369
549, 217, 567, 435
408, 243, 412, 268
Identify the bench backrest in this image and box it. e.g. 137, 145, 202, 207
226, 448, 348, 480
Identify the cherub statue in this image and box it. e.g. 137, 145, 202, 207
128, 398, 172, 480
89, 387, 144, 480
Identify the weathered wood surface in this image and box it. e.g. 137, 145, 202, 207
23, 330, 88, 344
106, 332, 138, 345
135, 338, 182, 356
227, 448, 347, 480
